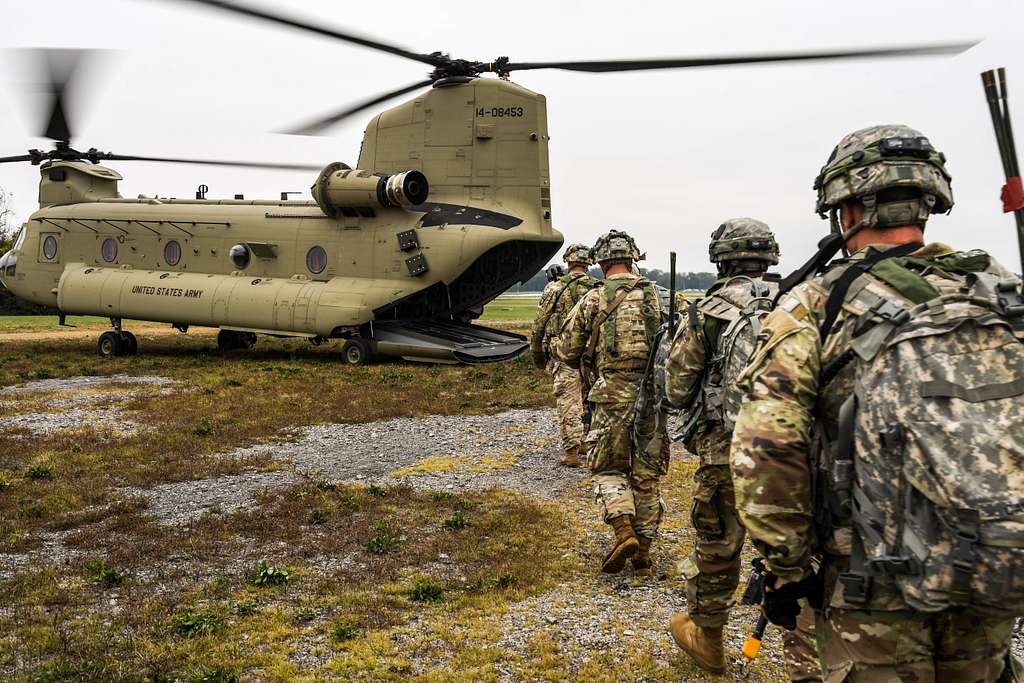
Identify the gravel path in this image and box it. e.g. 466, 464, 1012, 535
129, 409, 585, 525
1, 375, 176, 436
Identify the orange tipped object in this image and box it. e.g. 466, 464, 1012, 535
741, 613, 769, 668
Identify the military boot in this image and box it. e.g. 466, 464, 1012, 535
632, 536, 652, 577
669, 613, 725, 675
600, 514, 639, 574
560, 448, 580, 468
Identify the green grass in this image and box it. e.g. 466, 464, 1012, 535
0, 315, 167, 332
477, 293, 541, 322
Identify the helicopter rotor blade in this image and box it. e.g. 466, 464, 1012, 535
504, 42, 977, 74
281, 79, 434, 136
0, 154, 36, 164
31, 48, 89, 143
171, 0, 442, 67
101, 154, 322, 171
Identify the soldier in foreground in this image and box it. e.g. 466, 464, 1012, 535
732, 125, 1024, 681
530, 244, 600, 467
558, 231, 669, 575
663, 219, 820, 678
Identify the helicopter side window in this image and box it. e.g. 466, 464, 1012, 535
101, 238, 118, 263
164, 240, 182, 266
229, 243, 250, 270
41, 235, 58, 261
306, 246, 327, 274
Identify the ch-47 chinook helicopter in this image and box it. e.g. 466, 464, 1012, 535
0, 0, 973, 364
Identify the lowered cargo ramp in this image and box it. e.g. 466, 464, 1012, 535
369, 320, 528, 364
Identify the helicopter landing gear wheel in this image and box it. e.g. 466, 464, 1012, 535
120, 331, 138, 356
97, 331, 123, 358
218, 330, 257, 351
341, 337, 371, 365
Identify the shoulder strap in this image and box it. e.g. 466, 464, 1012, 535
539, 273, 585, 336
775, 232, 846, 304
819, 242, 923, 341
584, 277, 641, 367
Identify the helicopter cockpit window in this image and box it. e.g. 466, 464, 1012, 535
14, 226, 26, 251
229, 243, 251, 270
42, 235, 58, 260
101, 238, 118, 263
164, 240, 182, 266
306, 245, 327, 274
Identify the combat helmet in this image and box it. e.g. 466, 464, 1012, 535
562, 243, 594, 266
814, 124, 953, 239
592, 230, 642, 264
708, 218, 779, 266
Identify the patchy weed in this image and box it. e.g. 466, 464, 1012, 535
442, 510, 469, 530
168, 611, 224, 638
329, 618, 361, 642
84, 559, 126, 587
307, 509, 329, 525
409, 577, 445, 603
363, 520, 402, 555
248, 560, 291, 587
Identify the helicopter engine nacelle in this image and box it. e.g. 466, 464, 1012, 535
311, 162, 428, 217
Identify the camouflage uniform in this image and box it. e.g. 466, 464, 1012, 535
531, 246, 600, 460
732, 125, 1016, 682
665, 219, 820, 680
558, 232, 669, 563
560, 271, 669, 537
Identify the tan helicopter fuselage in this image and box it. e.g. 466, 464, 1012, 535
0, 77, 563, 360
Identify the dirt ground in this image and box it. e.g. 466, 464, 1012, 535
0, 331, 791, 681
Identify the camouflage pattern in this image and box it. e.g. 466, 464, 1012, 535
814, 124, 953, 221
708, 217, 780, 265
559, 272, 668, 539
731, 242, 1017, 677
592, 229, 642, 264
815, 606, 1012, 682
530, 270, 599, 454
531, 271, 600, 361
665, 275, 777, 630
547, 357, 586, 456
842, 263, 1024, 615
785, 602, 823, 682
679, 464, 744, 628
562, 242, 594, 266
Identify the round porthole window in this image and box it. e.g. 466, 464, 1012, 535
164, 240, 182, 266
42, 235, 58, 260
229, 243, 251, 270
101, 237, 118, 263
306, 245, 327, 274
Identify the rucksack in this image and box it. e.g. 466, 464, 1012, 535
676, 276, 776, 443
823, 251, 1024, 613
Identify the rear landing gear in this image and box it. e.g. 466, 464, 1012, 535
217, 330, 257, 351
97, 330, 138, 358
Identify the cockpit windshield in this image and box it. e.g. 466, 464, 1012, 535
13, 225, 26, 250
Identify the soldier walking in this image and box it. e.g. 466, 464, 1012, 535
662, 220, 820, 679
530, 244, 600, 467
558, 230, 670, 576
733, 125, 1024, 681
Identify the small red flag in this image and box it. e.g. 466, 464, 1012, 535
1002, 176, 1024, 212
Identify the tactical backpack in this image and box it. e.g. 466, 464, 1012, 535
822, 249, 1024, 613
677, 276, 776, 443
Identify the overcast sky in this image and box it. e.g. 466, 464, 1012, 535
2, 0, 1023, 274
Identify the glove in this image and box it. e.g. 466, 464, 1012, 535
532, 352, 547, 370
762, 572, 821, 630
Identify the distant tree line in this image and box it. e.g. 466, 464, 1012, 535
513, 265, 717, 293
